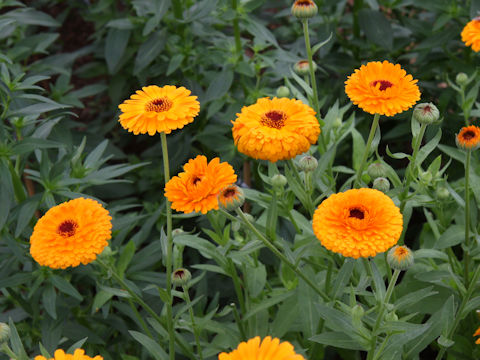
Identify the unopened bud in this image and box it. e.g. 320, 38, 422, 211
412, 103, 440, 125
367, 162, 387, 179
291, 0, 318, 19
294, 59, 316, 76
385, 311, 399, 322
373, 177, 390, 192
218, 185, 245, 211
276, 86, 290, 98
172, 268, 191, 286
0, 323, 10, 343
436, 187, 450, 200
271, 174, 287, 188
351, 304, 365, 319
419, 171, 433, 184
332, 117, 342, 129
387, 245, 414, 271
298, 155, 318, 172
456, 72, 469, 87
172, 228, 184, 236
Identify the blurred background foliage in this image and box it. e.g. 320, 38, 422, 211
1, 0, 480, 359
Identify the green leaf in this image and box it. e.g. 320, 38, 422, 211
42, 283, 57, 319
351, 128, 366, 170
243, 291, 293, 321
91, 290, 114, 314
129, 331, 168, 360
117, 240, 136, 278
203, 68, 233, 103
0, 273, 31, 288
66, 337, 88, 354
12, 138, 64, 155
416, 129, 442, 166
434, 225, 464, 249
358, 9, 392, 50
5, 8, 60, 27
437, 335, 454, 348
310, 332, 365, 350
134, 29, 167, 75
312, 32, 333, 54
244, 264, 266, 298
50, 275, 83, 301
332, 259, 354, 300
106, 18, 134, 29
395, 286, 438, 312
105, 28, 131, 74
15, 199, 39, 237
166, 54, 184, 76
8, 318, 28, 360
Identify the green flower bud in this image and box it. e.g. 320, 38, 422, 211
387, 245, 414, 271
172, 268, 191, 286
412, 103, 440, 125
271, 174, 287, 188
0, 323, 10, 343
276, 86, 290, 98
332, 117, 343, 129
294, 60, 316, 76
419, 171, 433, 184
367, 162, 387, 179
456, 72, 469, 87
291, 0, 318, 19
385, 311, 399, 322
372, 177, 390, 192
351, 304, 365, 320
298, 155, 318, 172
172, 228, 184, 236
436, 187, 450, 200
218, 185, 245, 211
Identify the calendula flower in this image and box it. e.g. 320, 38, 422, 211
34, 349, 103, 360
387, 245, 414, 270
164, 155, 237, 214
118, 85, 200, 135
474, 326, 480, 344
218, 184, 245, 211
291, 0, 318, 19
456, 125, 480, 150
312, 188, 403, 258
461, 18, 480, 52
30, 198, 112, 269
218, 336, 305, 360
231, 97, 320, 162
345, 60, 421, 116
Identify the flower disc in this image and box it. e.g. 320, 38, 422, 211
118, 85, 200, 135
231, 97, 320, 162
456, 125, 480, 150
35, 349, 103, 360
312, 188, 403, 258
345, 60, 421, 116
461, 18, 480, 52
30, 198, 112, 269
164, 155, 237, 214
218, 336, 305, 360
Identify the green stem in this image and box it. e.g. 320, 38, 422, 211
235, 208, 329, 301
372, 334, 392, 360
160, 132, 176, 360
227, 258, 246, 314
361, 258, 378, 295
302, 19, 326, 153
231, 0, 242, 59
182, 285, 203, 360
1, 343, 19, 360
231, 303, 247, 340
464, 149, 472, 287
435, 265, 480, 360
171, 0, 183, 19
128, 298, 154, 338
354, 113, 380, 188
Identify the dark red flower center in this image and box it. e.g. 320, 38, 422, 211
371, 80, 393, 91
261, 110, 287, 129
192, 176, 202, 185
145, 97, 172, 112
295, 0, 314, 6
422, 105, 432, 114
223, 188, 237, 198
463, 130, 476, 140
349, 208, 365, 219
57, 220, 78, 237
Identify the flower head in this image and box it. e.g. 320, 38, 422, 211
461, 18, 480, 52
291, 0, 318, 19
165, 155, 237, 214
218, 184, 245, 211
231, 97, 320, 162
34, 349, 103, 360
30, 198, 112, 269
412, 102, 440, 125
118, 85, 200, 135
312, 188, 403, 258
345, 60, 421, 116
218, 336, 305, 360
294, 60, 316, 75
474, 326, 480, 344
387, 245, 414, 270
456, 125, 480, 150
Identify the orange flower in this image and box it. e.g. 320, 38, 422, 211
231, 97, 320, 162
218, 184, 245, 211
164, 155, 237, 214
312, 188, 403, 258
218, 336, 305, 360
461, 18, 480, 52
118, 85, 200, 135
30, 198, 112, 269
34, 349, 103, 360
345, 60, 420, 116
474, 326, 480, 344
456, 125, 480, 150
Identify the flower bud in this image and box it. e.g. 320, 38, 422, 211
298, 155, 318, 172
0, 323, 10, 343
351, 304, 365, 320
291, 0, 318, 19
436, 187, 450, 200
387, 245, 414, 271
412, 103, 440, 125
367, 162, 387, 179
372, 177, 390, 192
419, 171, 433, 184
456, 72, 468, 87
385, 311, 399, 322
271, 174, 287, 188
294, 59, 316, 76
172, 228, 184, 236
172, 268, 191, 286
332, 117, 342, 129
276, 86, 290, 98
218, 185, 245, 211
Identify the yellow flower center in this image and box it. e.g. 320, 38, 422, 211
349, 208, 365, 219
145, 97, 172, 112
462, 130, 476, 140
261, 110, 287, 129
371, 80, 393, 91
394, 246, 408, 260
57, 220, 78, 237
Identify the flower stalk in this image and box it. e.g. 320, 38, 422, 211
463, 149, 472, 287
182, 284, 203, 360
354, 113, 380, 188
